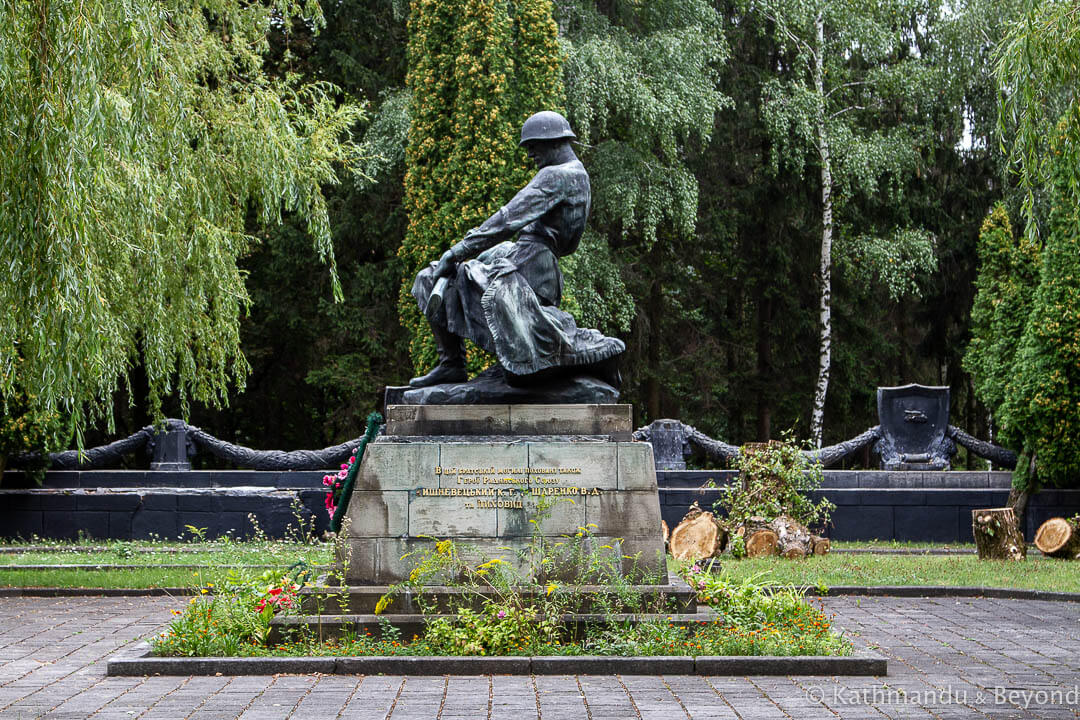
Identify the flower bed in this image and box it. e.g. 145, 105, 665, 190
151, 550, 850, 659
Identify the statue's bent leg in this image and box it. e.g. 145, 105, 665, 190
408, 317, 468, 389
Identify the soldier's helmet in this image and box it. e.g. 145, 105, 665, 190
519, 111, 576, 146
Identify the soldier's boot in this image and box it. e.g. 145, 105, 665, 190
408, 323, 468, 388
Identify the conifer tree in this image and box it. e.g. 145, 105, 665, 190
398, 0, 563, 372
511, 0, 565, 139
963, 203, 1040, 449
400, 0, 462, 370
1003, 118, 1080, 489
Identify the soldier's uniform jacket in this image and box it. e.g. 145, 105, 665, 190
412, 158, 623, 377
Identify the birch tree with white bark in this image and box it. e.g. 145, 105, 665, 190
750, 0, 939, 446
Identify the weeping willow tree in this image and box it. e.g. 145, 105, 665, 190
0, 0, 362, 442
996, 0, 1080, 242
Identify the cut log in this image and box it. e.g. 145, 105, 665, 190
745, 529, 779, 557
737, 514, 818, 559
811, 535, 831, 556
669, 504, 728, 562
972, 507, 1026, 561
1034, 517, 1080, 559
772, 515, 813, 558
661, 520, 670, 548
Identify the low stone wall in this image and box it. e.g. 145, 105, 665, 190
0, 471, 329, 541
3, 468, 1079, 543
659, 470, 1080, 543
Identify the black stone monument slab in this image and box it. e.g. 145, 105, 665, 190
874, 384, 955, 470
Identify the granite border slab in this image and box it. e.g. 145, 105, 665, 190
11, 585, 1080, 602
106, 643, 886, 677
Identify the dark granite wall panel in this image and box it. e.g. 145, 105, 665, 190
1, 468, 1074, 543
656, 471, 1080, 543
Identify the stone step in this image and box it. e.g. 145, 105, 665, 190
298, 582, 697, 615
270, 609, 720, 644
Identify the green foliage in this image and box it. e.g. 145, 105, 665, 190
753, 0, 941, 442
721, 439, 835, 528
356, 90, 411, 183
682, 563, 847, 655
149, 521, 846, 658
0, 0, 363, 438
151, 565, 312, 656
380, 537, 562, 642
685, 0, 1024, 448
0, 386, 64, 483
512, 0, 567, 130
981, 1, 1080, 487
558, 231, 636, 334
399, 0, 563, 372
836, 228, 939, 302
13, 0, 1029, 459
424, 604, 561, 655
560, 0, 728, 246
995, 0, 1080, 241
754, 0, 939, 284
1002, 120, 1080, 487
963, 203, 1040, 449
555, 0, 730, 422
179, 0, 411, 448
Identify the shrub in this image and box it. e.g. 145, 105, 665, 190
719, 438, 834, 529
151, 565, 311, 656
680, 563, 848, 656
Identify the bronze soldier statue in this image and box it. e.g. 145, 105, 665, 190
409, 110, 624, 389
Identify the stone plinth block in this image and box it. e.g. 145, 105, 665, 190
392, 366, 619, 406
385, 403, 631, 437
342, 405, 665, 584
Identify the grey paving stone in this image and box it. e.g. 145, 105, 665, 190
3, 595, 1080, 718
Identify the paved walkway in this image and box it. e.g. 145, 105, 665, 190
1, 595, 1078, 719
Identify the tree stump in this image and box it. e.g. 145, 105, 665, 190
669, 503, 728, 562
972, 507, 1026, 560
1034, 517, 1080, 559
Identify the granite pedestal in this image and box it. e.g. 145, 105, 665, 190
340, 404, 666, 584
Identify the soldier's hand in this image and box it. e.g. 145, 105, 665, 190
433, 250, 457, 280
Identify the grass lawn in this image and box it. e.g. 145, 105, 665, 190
0, 539, 334, 588
718, 553, 1080, 592
829, 540, 974, 551
3, 539, 1080, 592
0, 544, 332, 567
